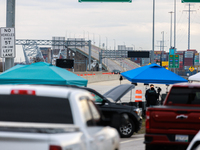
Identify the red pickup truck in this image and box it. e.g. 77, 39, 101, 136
145, 83, 200, 150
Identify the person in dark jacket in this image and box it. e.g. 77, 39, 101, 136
145, 84, 161, 107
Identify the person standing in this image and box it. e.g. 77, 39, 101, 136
145, 84, 161, 107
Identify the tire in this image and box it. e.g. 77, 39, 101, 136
118, 118, 135, 138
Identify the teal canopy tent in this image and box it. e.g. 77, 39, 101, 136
0, 62, 88, 87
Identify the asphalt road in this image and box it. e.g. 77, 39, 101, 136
120, 134, 145, 150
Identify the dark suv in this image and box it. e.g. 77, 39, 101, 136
79, 84, 142, 138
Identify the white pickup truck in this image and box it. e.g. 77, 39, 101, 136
0, 85, 120, 150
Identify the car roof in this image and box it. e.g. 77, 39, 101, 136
173, 83, 200, 88
0, 84, 87, 99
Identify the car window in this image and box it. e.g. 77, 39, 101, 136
167, 87, 200, 105
0, 95, 73, 124
90, 92, 103, 103
88, 100, 101, 121
79, 97, 95, 126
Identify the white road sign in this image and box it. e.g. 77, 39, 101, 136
0, 27, 15, 58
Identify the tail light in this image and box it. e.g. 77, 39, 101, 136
11, 90, 36, 95
49, 145, 62, 150
145, 111, 150, 129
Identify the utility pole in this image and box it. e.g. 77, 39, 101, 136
152, 0, 155, 64
183, 4, 196, 50
5, 0, 15, 70
188, 4, 190, 50
174, 0, 176, 50
99, 35, 101, 48
161, 31, 165, 62
169, 11, 174, 48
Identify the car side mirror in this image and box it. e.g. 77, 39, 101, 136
102, 99, 107, 105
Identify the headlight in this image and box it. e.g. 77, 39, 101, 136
133, 108, 141, 115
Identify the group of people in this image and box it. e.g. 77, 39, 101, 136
145, 84, 162, 107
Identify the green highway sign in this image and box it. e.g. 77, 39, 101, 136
169, 55, 179, 68
182, 0, 200, 3
79, 0, 132, 2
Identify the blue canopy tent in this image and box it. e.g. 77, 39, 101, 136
121, 64, 187, 84
0, 62, 88, 87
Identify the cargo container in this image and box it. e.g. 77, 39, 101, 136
184, 58, 194, 66
179, 61, 183, 70
184, 66, 190, 70
187, 49, 197, 53
141, 58, 150, 66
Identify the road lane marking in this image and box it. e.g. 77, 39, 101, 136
120, 138, 144, 144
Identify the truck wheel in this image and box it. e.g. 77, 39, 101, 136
118, 118, 135, 138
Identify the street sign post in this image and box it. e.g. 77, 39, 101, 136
0, 27, 15, 58
182, 0, 200, 2
79, 0, 132, 2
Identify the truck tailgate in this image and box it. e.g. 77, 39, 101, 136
0, 132, 49, 150
148, 106, 200, 132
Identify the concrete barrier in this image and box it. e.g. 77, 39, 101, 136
82, 74, 120, 83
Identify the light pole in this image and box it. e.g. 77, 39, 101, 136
169, 11, 174, 48
105, 37, 108, 50
188, 3, 191, 50
99, 35, 101, 48
132, 44, 135, 50
174, 0, 176, 50
5, 0, 15, 70
152, 0, 155, 64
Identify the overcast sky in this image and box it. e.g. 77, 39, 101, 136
1, 0, 200, 61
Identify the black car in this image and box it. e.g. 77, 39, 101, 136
112, 69, 121, 74
78, 84, 142, 138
